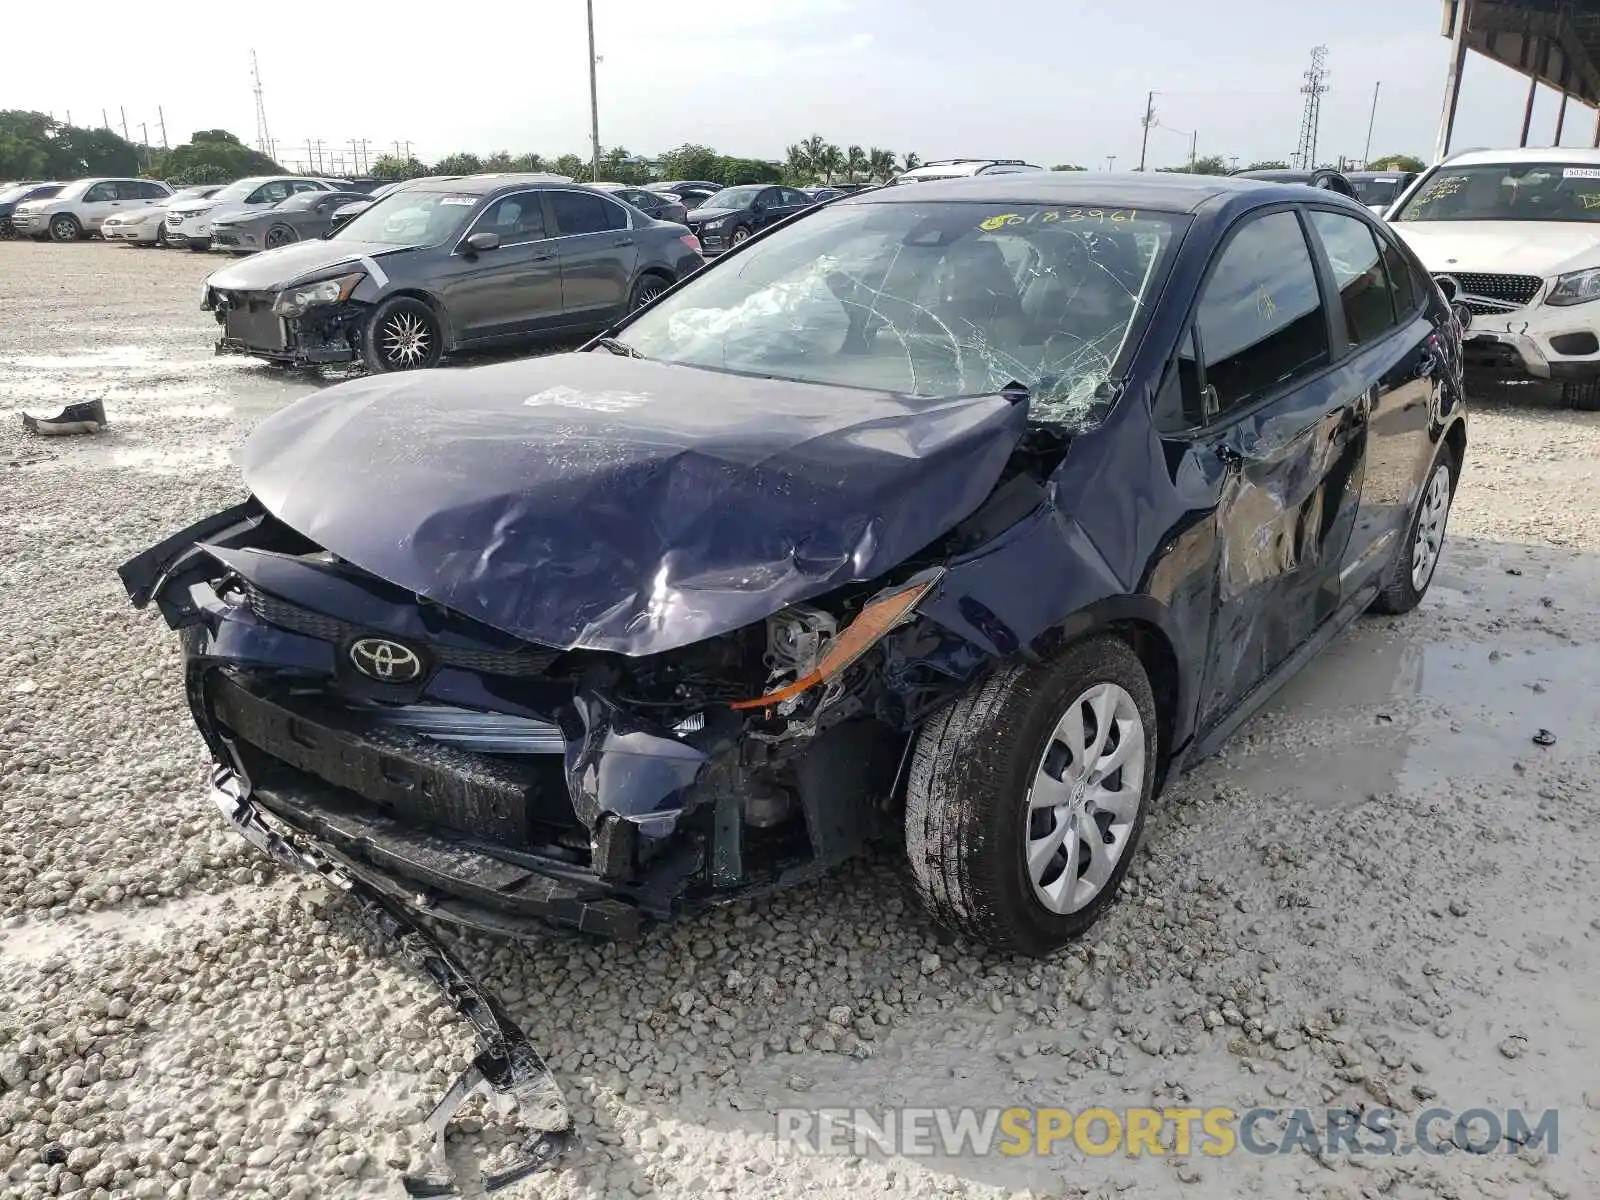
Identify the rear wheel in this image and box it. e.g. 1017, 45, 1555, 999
264, 225, 297, 250
49, 214, 82, 242
905, 635, 1158, 957
1370, 442, 1458, 615
628, 272, 671, 311
363, 297, 443, 373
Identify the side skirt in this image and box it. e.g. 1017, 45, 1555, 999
1173, 579, 1380, 773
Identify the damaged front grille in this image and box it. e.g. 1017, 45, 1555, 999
209, 673, 580, 849
246, 584, 563, 678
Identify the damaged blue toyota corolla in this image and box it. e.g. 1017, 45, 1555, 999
121, 172, 1466, 1190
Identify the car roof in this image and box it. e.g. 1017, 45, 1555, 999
1440, 146, 1600, 166
847, 170, 1325, 214
406, 173, 577, 195
1344, 170, 1413, 179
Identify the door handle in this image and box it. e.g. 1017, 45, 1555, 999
612, 237, 635, 247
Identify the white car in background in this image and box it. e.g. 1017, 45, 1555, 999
102, 185, 222, 246
1388, 147, 1600, 382
889, 158, 1046, 185
10, 177, 175, 242
164, 176, 349, 251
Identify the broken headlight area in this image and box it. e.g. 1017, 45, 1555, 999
207, 283, 365, 365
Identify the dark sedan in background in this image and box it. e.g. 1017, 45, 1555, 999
647, 180, 722, 209
684, 183, 815, 252
1345, 170, 1418, 214
211, 190, 373, 253
202, 175, 704, 372
591, 182, 689, 225
0, 181, 63, 239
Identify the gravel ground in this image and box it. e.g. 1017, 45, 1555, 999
1, 240, 1597, 1200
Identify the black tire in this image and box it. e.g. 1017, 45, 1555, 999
1561, 378, 1600, 411
905, 635, 1158, 957
0, 222, 15, 242
628, 272, 672, 311
729, 225, 752, 246
187, 238, 211, 252
1370, 441, 1459, 615
48, 214, 82, 242
264, 225, 297, 250
363, 296, 443, 373
155, 225, 168, 247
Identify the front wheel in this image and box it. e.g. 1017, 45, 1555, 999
363, 297, 443, 373
49, 214, 82, 242
905, 635, 1158, 957
264, 225, 297, 250
730, 225, 751, 246
1370, 442, 1458, 615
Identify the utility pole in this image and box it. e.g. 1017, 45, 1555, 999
158, 106, 168, 148
1362, 81, 1381, 167
1138, 91, 1155, 171
102, 109, 110, 130
586, 0, 601, 183
66, 110, 72, 127
251, 49, 274, 158
1229, 154, 1239, 171
120, 107, 130, 143
1189, 130, 1198, 170
1106, 154, 1116, 171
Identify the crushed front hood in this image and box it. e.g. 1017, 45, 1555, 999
206, 238, 397, 290
241, 352, 1029, 655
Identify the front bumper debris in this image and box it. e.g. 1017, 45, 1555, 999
210, 759, 577, 1194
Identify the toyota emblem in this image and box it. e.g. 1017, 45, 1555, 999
349, 637, 424, 683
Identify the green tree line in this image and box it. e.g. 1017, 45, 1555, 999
3, 108, 1429, 190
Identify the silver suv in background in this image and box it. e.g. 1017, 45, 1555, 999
889, 159, 1046, 185
10, 178, 175, 242
164, 176, 350, 251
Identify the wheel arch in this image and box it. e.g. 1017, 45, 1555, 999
1441, 414, 1467, 477
377, 287, 457, 351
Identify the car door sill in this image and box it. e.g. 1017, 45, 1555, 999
1177, 578, 1381, 773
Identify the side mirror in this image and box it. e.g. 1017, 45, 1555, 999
464, 231, 500, 253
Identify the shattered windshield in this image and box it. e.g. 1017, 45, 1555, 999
1392, 163, 1600, 222
619, 200, 1185, 422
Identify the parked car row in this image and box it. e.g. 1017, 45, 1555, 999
203, 174, 708, 373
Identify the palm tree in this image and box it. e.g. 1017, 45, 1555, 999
816, 144, 844, 184
899, 151, 922, 173
510, 152, 545, 172
866, 148, 895, 182
800, 134, 827, 171
844, 145, 867, 183
784, 143, 811, 183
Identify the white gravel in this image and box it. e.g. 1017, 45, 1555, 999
2, 240, 1598, 1200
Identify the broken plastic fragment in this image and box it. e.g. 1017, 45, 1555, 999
207, 759, 576, 1194
21, 399, 106, 436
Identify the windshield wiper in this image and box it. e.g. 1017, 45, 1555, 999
593, 336, 644, 359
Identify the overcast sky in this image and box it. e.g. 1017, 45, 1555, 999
4, 0, 1591, 172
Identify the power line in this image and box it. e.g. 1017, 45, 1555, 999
1294, 45, 1331, 169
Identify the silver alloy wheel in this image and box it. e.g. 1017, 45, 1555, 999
1410, 462, 1452, 592
379, 310, 433, 369
731, 226, 750, 244
633, 279, 666, 309
50, 215, 77, 241
1024, 682, 1146, 916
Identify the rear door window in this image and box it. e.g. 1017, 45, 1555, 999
1306, 209, 1398, 350
1195, 210, 1331, 416
548, 190, 628, 235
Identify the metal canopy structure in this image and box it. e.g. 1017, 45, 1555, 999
1436, 0, 1600, 161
